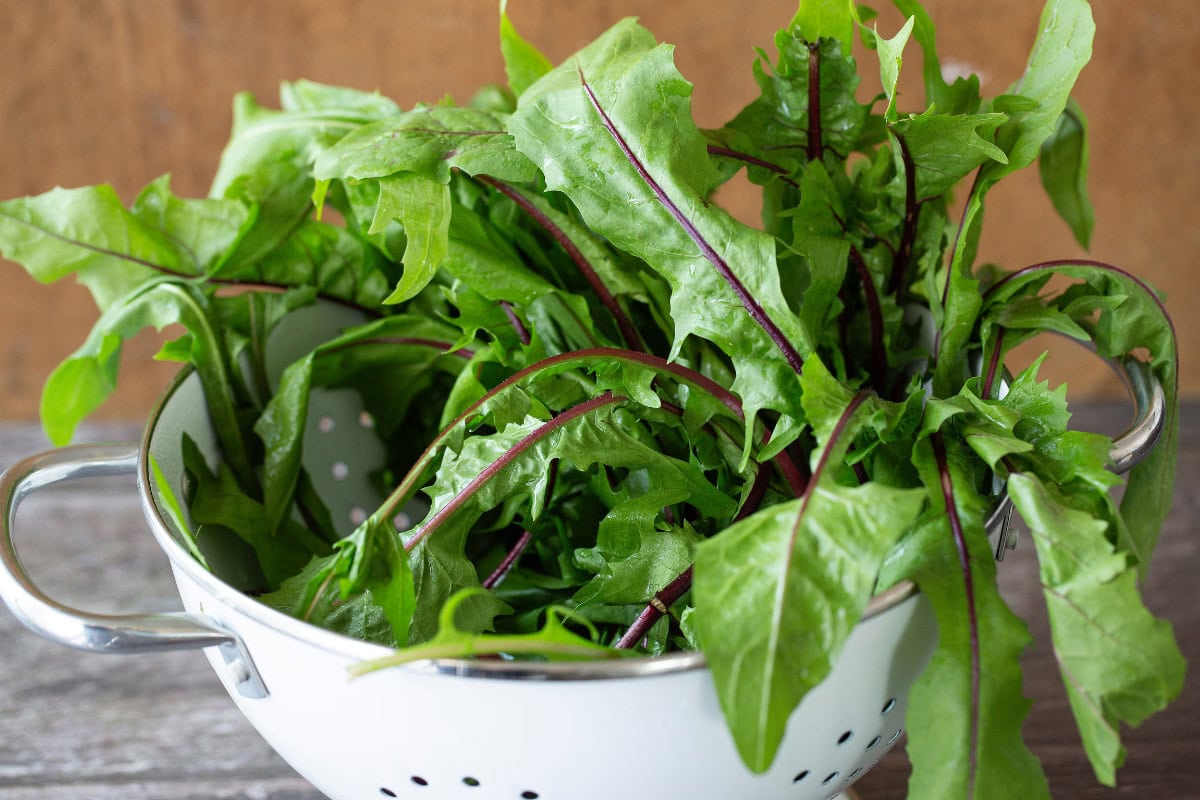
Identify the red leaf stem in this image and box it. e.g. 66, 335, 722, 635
930, 431, 981, 796
481, 530, 534, 590
889, 132, 920, 295
850, 246, 887, 393
615, 565, 694, 650
500, 299, 532, 345
705, 146, 800, 188
982, 327, 1005, 400
806, 41, 823, 162
478, 174, 644, 350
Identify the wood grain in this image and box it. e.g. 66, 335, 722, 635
1, 0, 1197, 423
0, 403, 1196, 799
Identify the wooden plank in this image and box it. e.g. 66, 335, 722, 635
1, 1, 1198, 422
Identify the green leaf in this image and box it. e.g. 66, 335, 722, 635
790, 0, 855, 53
877, 15, 916, 122
262, 516, 415, 646
694, 474, 925, 771
255, 313, 469, 535
712, 25, 867, 176
372, 173, 452, 303
693, 363, 925, 771
573, 490, 703, 606
787, 161, 851, 336
900, 519, 1051, 800
239, 219, 396, 308
1039, 98, 1094, 247
351, 588, 623, 674
989, 0, 1095, 180
1007, 472, 1185, 784
148, 454, 208, 568
888, 0, 982, 114
130, 175, 254, 276
279, 79, 402, 116
488, 180, 648, 302
405, 394, 734, 642
499, 0, 553, 97
39, 281, 252, 491
182, 435, 328, 591
313, 106, 537, 185
0, 183, 235, 310
984, 261, 1178, 574
890, 110, 1009, 200
209, 92, 375, 273
441, 199, 557, 304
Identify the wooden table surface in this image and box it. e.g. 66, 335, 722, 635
0, 402, 1195, 799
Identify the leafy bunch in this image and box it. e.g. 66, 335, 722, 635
0, 0, 1182, 797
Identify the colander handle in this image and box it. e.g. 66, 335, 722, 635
991, 354, 1167, 560
0, 443, 273, 702
1107, 357, 1166, 474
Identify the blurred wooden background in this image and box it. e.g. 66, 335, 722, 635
1, 0, 1196, 426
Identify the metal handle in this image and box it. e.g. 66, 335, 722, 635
993, 354, 1167, 559
0, 444, 233, 653
1108, 357, 1166, 474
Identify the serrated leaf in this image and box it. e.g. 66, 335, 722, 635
891, 110, 1009, 199
313, 106, 537, 185
0, 184, 212, 310
1007, 472, 1184, 785
877, 15, 915, 122
372, 173, 452, 303
510, 18, 812, 442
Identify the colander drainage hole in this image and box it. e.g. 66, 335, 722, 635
889, 728, 903, 745
866, 734, 882, 750
521, 792, 539, 799
332, 461, 350, 480
411, 776, 429, 786
881, 697, 897, 715
822, 771, 839, 785
793, 769, 810, 783
462, 777, 480, 787
837, 730, 853, 745
379, 790, 396, 798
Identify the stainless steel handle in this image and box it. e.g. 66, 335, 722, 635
0, 444, 233, 653
0, 443, 268, 697
1108, 357, 1166, 474
992, 354, 1167, 560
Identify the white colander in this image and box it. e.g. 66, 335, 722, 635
0, 303, 1164, 800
